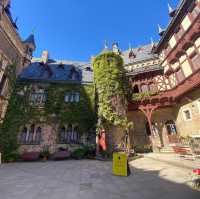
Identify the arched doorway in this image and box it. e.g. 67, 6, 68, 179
145, 122, 159, 137
165, 120, 179, 143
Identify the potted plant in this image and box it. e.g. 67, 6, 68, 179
40, 145, 50, 161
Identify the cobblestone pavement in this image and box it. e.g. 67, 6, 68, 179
0, 157, 199, 199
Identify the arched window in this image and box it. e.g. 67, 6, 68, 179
67, 124, 73, 142
20, 127, 28, 144
165, 120, 177, 135
141, 84, 149, 93
59, 127, 66, 143
73, 126, 79, 144
35, 127, 42, 144
28, 124, 35, 144
133, 85, 139, 93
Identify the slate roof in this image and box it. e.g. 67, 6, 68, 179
24, 34, 36, 49
121, 44, 158, 65
19, 43, 161, 83
126, 64, 163, 76
19, 59, 93, 84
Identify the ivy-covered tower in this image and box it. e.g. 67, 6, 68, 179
93, 50, 133, 152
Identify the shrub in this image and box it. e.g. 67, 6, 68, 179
72, 145, 96, 159
3, 151, 20, 163
100, 150, 111, 159
72, 148, 86, 159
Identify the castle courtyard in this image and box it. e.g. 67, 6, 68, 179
0, 156, 199, 199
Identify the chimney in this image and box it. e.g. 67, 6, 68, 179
41, 50, 49, 64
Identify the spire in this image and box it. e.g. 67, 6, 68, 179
158, 24, 165, 36
151, 37, 154, 48
104, 40, 108, 50
168, 3, 176, 17
24, 33, 36, 49
101, 40, 110, 53
129, 42, 132, 50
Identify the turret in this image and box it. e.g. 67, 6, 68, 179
23, 34, 36, 57
112, 42, 121, 54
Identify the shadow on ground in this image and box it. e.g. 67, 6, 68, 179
0, 159, 199, 199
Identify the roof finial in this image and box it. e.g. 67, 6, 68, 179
31, 27, 36, 35
158, 24, 165, 36
168, 3, 176, 17
104, 40, 108, 49
129, 42, 132, 50
151, 37, 154, 48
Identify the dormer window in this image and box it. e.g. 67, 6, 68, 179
69, 68, 80, 80
86, 66, 92, 71
58, 62, 64, 69
129, 50, 136, 59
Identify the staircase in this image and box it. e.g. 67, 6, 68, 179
159, 146, 174, 153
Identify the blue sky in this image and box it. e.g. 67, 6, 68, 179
12, 0, 179, 62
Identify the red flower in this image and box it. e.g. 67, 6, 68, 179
193, 169, 200, 175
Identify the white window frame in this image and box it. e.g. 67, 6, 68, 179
182, 108, 192, 121
197, 99, 200, 113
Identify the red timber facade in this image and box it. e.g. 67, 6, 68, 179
127, 0, 200, 151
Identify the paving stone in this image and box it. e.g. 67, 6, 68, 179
0, 158, 199, 199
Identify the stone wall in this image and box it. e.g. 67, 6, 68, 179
127, 87, 200, 149
127, 111, 150, 147
19, 123, 90, 154
175, 88, 200, 137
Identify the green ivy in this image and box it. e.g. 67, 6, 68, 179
0, 80, 97, 162
132, 91, 158, 101
93, 52, 133, 130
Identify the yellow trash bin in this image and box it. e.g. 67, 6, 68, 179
112, 152, 128, 176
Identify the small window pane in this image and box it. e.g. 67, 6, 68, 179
183, 110, 192, 120
35, 127, 42, 144
20, 127, 28, 144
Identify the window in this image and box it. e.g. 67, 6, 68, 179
69, 68, 80, 80
30, 89, 46, 106
190, 4, 200, 19
58, 125, 80, 144
197, 100, 200, 113
149, 83, 157, 93
190, 53, 200, 71
165, 121, 177, 135
133, 85, 139, 93
19, 125, 42, 145
59, 127, 67, 143
64, 92, 80, 103
0, 75, 6, 94
176, 26, 184, 40
67, 124, 73, 142
35, 127, 42, 144
176, 68, 185, 83
141, 84, 149, 93
20, 127, 28, 144
28, 124, 35, 143
183, 109, 192, 121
